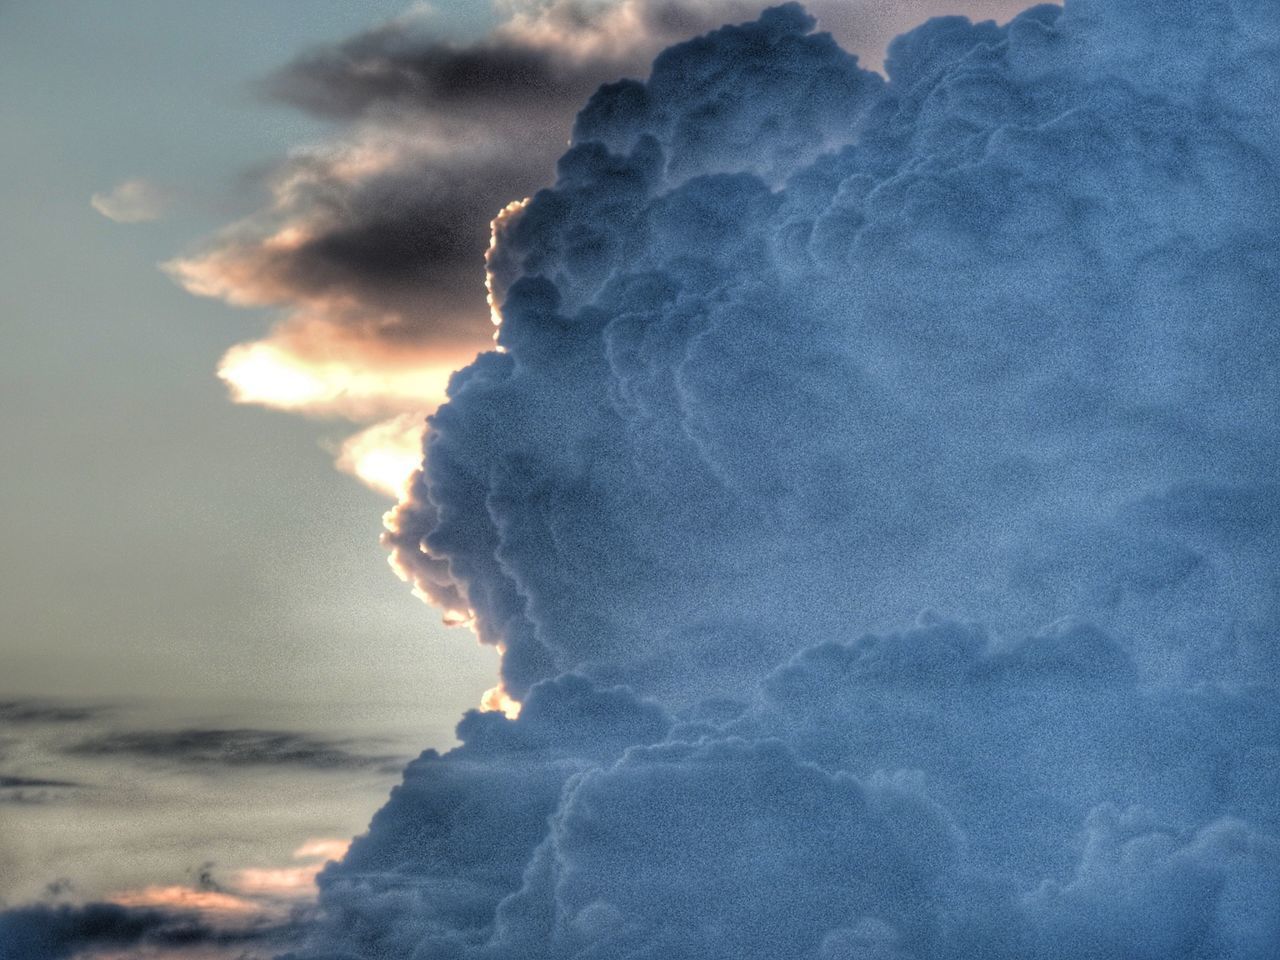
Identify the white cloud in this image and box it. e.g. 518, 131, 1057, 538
91, 178, 170, 223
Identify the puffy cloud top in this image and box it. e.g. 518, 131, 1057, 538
394, 0, 1280, 703
301, 2, 1280, 958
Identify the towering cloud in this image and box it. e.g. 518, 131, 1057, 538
389, 0, 1280, 702
273, 1, 1280, 958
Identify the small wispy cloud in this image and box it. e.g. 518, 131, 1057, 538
0, 773, 82, 806
90, 178, 171, 223
331, 412, 427, 499
0, 699, 105, 725
0, 775, 79, 789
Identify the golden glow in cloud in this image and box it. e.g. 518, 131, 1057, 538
486, 197, 532, 336
110, 886, 258, 915
106, 836, 353, 929
234, 865, 322, 896
235, 836, 353, 897
334, 413, 427, 500
216, 340, 458, 421
495, 0, 690, 61
293, 837, 351, 861
481, 683, 523, 719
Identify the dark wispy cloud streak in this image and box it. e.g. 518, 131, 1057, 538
0, 775, 79, 789
0, 700, 104, 725
0, 774, 81, 806
66, 728, 401, 771
263, 32, 610, 122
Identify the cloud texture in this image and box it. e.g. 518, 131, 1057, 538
288, 1, 1280, 957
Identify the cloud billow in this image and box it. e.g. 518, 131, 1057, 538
192, 0, 1280, 957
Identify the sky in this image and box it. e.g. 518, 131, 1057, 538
2, 1, 1279, 959
0, 0, 499, 925
0, 0, 499, 708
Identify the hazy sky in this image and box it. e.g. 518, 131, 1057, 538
0, 0, 501, 917
0, 0, 498, 711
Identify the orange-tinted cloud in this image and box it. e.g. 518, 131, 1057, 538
232, 835, 354, 898
109, 886, 257, 916
100, 836, 353, 940
292, 837, 351, 862
334, 413, 428, 499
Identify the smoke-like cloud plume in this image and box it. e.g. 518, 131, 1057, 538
266, 1, 1280, 957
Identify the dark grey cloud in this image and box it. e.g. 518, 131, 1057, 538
0, 903, 194, 960
231, 15, 646, 341
173, 2, 669, 398
66, 728, 401, 771
0, 901, 294, 960
282, 2, 1280, 957
263, 33, 614, 123
280, 155, 542, 340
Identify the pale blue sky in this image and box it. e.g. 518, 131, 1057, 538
0, 0, 504, 908
0, 1, 497, 713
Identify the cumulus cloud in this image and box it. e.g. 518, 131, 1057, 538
254, 1, 1280, 958
91, 178, 171, 223
390, 0, 1280, 700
